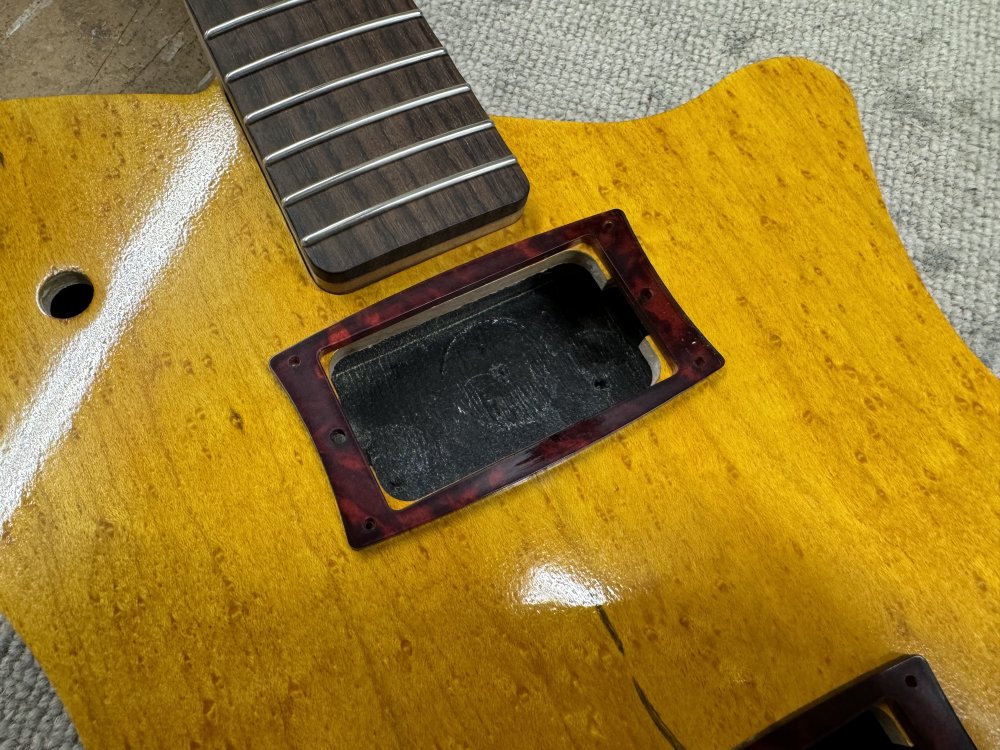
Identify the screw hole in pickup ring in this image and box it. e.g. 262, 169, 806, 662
271, 210, 725, 549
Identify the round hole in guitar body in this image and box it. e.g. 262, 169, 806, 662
37, 270, 94, 319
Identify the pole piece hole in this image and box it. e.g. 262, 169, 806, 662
38, 270, 94, 319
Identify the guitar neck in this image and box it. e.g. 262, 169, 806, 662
184, 0, 529, 292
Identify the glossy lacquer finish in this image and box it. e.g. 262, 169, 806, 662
0, 59, 998, 748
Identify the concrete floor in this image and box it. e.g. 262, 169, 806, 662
0, 0, 207, 98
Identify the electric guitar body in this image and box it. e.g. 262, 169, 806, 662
0, 56, 998, 748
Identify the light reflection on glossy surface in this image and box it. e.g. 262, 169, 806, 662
519, 561, 620, 608
0, 59, 998, 749
0, 111, 237, 525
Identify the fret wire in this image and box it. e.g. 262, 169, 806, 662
264, 85, 471, 165
245, 48, 447, 125
204, 0, 315, 40
283, 121, 496, 206
225, 10, 422, 82
301, 157, 518, 246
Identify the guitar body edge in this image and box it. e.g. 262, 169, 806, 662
0, 57, 997, 748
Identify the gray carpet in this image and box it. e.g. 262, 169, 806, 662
0, 625, 80, 749
1, 0, 997, 746
425, 0, 999, 372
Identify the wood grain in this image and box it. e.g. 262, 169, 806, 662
183, 0, 529, 291
0, 58, 997, 748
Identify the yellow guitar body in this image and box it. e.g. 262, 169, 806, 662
0, 57, 997, 748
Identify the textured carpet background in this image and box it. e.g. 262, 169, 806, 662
424, 0, 999, 371
1, 0, 997, 746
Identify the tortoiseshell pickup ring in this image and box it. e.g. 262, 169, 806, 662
271, 210, 724, 548
739, 654, 976, 748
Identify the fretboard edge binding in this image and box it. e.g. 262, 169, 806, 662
283, 120, 496, 206
301, 156, 518, 246
223, 9, 423, 82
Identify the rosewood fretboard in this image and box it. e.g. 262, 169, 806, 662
184, 0, 529, 292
